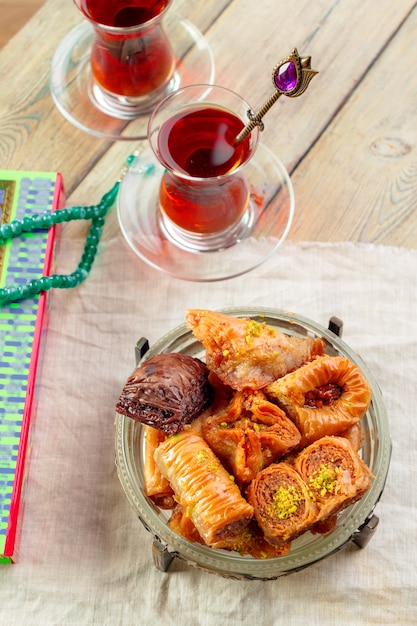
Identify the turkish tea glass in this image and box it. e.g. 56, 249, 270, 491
74, 0, 176, 118
148, 84, 261, 251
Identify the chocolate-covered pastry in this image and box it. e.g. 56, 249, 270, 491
116, 353, 212, 434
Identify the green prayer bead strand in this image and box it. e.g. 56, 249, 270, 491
0, 180, 120, 306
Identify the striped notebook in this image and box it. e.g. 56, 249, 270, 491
0, 170, 64, 562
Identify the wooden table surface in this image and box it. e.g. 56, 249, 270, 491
1, 0, 417, 248
0, 1, 45, 49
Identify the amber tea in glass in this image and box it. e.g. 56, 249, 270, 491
75, 0, 175, 110
148, 85, 260, 248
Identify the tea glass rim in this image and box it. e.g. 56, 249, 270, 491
147, 83, 261, 184
72, 0, 172, 33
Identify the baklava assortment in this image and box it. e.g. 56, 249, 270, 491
116, 309, 372, 558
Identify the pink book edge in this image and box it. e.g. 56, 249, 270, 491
4, 173, 64, 561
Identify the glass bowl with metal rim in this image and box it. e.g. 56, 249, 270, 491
114, 307, 391, 580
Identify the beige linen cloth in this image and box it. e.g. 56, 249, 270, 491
0, 234, 415, 625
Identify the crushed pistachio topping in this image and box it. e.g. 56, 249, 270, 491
308, 463, 341, 497
244, 319, 266, 345
223, 349, 230, 357
268, 484, 302, 520
228, 526, 253, 553
196, 449, 220, 472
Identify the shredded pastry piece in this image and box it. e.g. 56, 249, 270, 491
266, 355, 371, 447
185, 309, 324, 390
201, 389, 301, 484
293, 435, 372, 521
154, 429, 254, 547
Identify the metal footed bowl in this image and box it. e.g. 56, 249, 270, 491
114, 308, 391, 580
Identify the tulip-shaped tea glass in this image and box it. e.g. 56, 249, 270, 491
117, 84, 295, 281
149, 85, 261, 250
50, 1, 215, 140
75, 0, 175, 116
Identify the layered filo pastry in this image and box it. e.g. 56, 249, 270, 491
265, 355, 372, 447
116, 352, 212, 435
201, 388, 301, 484
154, 429, 254, 547
185, 309, 325, 390
293, 435, 372, 522
247, 462, 319, 545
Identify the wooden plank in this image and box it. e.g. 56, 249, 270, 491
0, 1, 45, 49
1, 0, 416, 247
63, 0, 417, 246
0, 0, 110, 178
289, 5, 417, 247
204, 0, 417, 173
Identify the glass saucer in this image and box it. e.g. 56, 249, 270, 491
117, 145, 295, 281
49, 14, 215, 141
